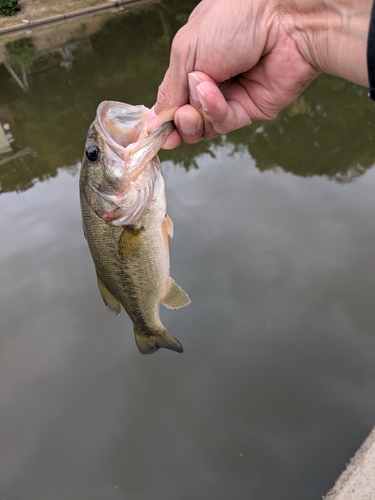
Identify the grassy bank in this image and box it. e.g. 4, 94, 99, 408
0, 0, 112, 29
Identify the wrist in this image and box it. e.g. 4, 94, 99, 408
285, 0, 372, 87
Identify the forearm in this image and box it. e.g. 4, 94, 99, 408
287, 0, 372, 87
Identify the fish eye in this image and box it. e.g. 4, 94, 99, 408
85, 145, 100, 163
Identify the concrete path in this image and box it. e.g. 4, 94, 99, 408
325, 426, 375, 500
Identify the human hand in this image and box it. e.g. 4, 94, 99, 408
147, 0, 320, 148
147, 0, 370, 149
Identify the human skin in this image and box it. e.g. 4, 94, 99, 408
146, 0, 372, 149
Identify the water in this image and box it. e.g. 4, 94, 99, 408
1, 2, 375, 499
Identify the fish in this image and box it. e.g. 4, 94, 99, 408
79, 101, 190, 355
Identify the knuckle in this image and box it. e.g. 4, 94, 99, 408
171, 29, 186, 58
171, 28, 195, 73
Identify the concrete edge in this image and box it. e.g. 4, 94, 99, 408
324, 426, 375, 500
0, 0, 158, 36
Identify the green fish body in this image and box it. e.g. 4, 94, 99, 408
80, 101, 190, 354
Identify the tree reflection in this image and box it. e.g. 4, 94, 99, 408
4, 37, 37, 91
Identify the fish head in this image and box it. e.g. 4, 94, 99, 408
80, 101, 173, 225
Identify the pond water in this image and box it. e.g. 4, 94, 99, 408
1, 2, 375, 499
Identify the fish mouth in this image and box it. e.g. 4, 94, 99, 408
95, 101, 150, 157
87, 101, 173, 226
94, 101, 174, 174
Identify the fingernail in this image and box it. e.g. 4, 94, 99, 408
178, 114, 199, 135
197, 85, 208, 112
188, 73, 202, 102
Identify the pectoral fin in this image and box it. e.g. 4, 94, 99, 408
118, 225, 144, 260
97, 274, 121, 315
162, 277, 191, 309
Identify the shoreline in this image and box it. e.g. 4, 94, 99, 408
0, 0, 154, 37
324, 426, 375, 500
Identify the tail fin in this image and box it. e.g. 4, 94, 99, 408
134, 326, 183, 355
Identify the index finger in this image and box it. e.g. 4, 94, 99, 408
146, 29, 193, 132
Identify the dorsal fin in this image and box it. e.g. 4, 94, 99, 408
165, 214, 174, 237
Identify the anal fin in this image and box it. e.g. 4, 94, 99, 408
97, 274, 121, 315
162, 277, 191, 309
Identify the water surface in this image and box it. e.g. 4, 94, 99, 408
1, 2, 375, 499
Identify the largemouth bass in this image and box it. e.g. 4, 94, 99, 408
79, 101, 190, 355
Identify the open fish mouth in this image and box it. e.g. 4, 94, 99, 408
95, 101, 150, 152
